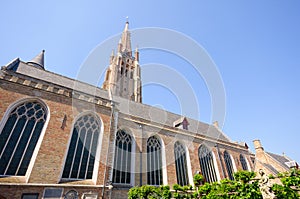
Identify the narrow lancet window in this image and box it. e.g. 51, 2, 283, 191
112, 130, 132, 184
198, 145, 218, 183
147, 136, 162, 185
224, 151, 234, 180
174, 141, 189, 186
240, 154, 248, 171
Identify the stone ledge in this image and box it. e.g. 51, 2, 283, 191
0, 70, 112, 109
0, 183, 104, 188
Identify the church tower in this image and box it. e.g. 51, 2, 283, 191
102, 20, 142, 103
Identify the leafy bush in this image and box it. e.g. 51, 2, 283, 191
193, 173, 204, 187
128, 185, 171, 199
128, 170, 300, 199
271, 169, 300, 198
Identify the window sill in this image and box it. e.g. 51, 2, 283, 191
0, 175, 27, 183
60, 179, 95, 185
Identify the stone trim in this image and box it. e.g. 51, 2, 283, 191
0, 70, 113, 108
120, 114, 250, 153
0, 183, 104, 188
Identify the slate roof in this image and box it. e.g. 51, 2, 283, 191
2, 56, 236, 144
262, 163, 279, 174
267, 152, 291, 170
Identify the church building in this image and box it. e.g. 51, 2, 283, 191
0, 21, 292, 199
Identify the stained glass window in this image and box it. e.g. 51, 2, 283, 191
147, 136, 162, 185
198, 145, 218, 183
0, 101, 47, 176
62, 114, 101, 180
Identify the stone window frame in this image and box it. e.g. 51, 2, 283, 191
61, 111, 104, 184
198, 145, 219, 183
239, 154, 250, 171
174, 141, 190, 186
224, 151, 235, 180
147, 135, 165, 186
0, 98, 50, 182
112, 129, 134, 185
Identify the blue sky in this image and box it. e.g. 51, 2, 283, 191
1, 1, 299, 163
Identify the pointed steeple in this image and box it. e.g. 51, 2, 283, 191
27, 50, 45, 70
102, 20, 142, 103
120, 19, 132, 56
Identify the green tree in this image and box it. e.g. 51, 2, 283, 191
128, 185, 171, 199
128, 170, 300, 199
272, 169, 300, 199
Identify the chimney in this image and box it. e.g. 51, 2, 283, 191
253, 139, 264, 152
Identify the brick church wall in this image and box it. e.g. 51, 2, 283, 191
0, 78, 254, 198
0, 79, 112, 198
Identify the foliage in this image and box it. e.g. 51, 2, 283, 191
173, 184, 194, 198
271, 169, 300, 199
128, 185, 171, 199
195, 172, 262, 199
128, 170, 300, 199
231, 171, 262, 199
193, 173, 204, 187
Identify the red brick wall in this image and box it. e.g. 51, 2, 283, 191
0, 79, 254, 198
0, 81, 111, 186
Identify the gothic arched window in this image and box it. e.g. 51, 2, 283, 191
240, 154, 248, 171
0, 100, 47, 176
174, 141, 189, 186
224, 151, 234, 180
198, 145, 218, 183
112, 130, 132, 184
147, 136, 162, 185
62, 113, 101, 180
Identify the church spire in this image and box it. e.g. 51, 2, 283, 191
102, 20, 142, 103
27, 50, 45, 70
120, 19, 132, 56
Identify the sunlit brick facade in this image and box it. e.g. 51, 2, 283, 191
0, 22, 255, 199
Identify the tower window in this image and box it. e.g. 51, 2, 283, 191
106, 70, 111, 81
130, 71, 133, 79
0, 101, 47, 176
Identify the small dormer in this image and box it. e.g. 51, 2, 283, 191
285, 160, 298, 169
173, 117, 189, 130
